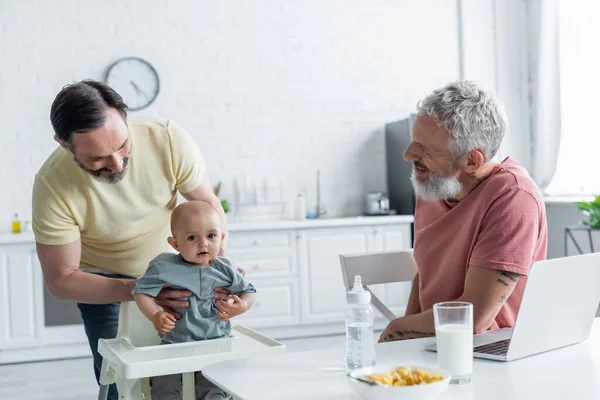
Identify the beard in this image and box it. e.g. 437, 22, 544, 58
74, 155, 130, 184
410, 162, 463, 201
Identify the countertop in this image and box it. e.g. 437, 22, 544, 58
226, 214, 414, 232
0, 215, 414, 244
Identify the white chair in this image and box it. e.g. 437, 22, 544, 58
98, 301, 285, 400
339, 250, 418, 321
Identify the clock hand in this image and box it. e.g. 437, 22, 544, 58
129, 80, 150, 99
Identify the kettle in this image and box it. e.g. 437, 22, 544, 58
364, 192, 390, 216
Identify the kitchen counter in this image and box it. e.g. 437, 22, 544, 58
0, 215, 414, 244
0, 231, 35, 244
227, 215, 414, 232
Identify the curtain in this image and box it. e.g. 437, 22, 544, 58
528, 0, 561, 191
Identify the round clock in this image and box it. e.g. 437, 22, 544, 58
105, 57, 160, 111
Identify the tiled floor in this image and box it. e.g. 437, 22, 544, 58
0, 334, 347, 400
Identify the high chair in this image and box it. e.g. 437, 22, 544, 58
98, 301, 286, 400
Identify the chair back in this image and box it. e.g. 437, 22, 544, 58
117, 301, 162, 347
339, 250, 417, 321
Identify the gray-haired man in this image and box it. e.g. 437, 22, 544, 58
379, 80, 547, 342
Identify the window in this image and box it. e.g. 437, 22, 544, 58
545, 1, 600, 195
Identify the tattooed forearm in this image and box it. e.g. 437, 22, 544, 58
498, 294, 507, 303
496, 278, 508, 287
383, 330, 434, 341
501, 272, 519, 283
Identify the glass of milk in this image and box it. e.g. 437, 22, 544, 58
433, 301, 473, 384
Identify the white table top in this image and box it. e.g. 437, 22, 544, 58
203, 319, 600, 400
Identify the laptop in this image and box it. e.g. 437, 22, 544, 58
426, 252, 600, 362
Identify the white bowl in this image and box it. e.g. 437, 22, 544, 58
347, 363, 450, 400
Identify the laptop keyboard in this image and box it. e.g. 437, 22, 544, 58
474, 339, 511, 356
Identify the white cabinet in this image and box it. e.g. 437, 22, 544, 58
295, 224, 413, 324
234, 278, 299, 328
0, 217, 413, 363
297, 223, 413, 325
0, 244, 45, 349
373, 225, 411, 252
298, 227, 372, 324
227, 230, 300, 330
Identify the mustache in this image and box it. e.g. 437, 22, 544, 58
75, 155, 130, 184
89, 156, 130, 176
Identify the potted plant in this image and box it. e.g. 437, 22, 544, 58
575, 195, 600, 229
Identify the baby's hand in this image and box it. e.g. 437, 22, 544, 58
216, 295, 247, 321
151, 311, 176, 334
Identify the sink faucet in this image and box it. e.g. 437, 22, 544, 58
316, 170, 327, 218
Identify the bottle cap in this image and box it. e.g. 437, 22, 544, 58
346, 275, 371, 304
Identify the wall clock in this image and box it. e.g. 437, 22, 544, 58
105, 57, 160, 111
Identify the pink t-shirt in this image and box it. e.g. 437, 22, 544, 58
414, 157, 547, 330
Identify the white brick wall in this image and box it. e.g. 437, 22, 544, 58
0, 0, 461, 224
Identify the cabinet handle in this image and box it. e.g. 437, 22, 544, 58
373, 229, 381, 235
252, 240, 260, 246
250, 264, 260, 271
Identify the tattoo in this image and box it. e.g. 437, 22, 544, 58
501, 272, 519, 283
406, 330, 434, 336
393, 330, 434, 339
497, 278, 508, 287
499, 294, 507, 303
383, 329, 434, 343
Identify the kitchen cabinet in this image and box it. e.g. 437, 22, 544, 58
298, 227, 372, 324
234, 278, 300, 328
0, 244, 45, 349
0, 215, 413, 364
298, 224, 412, 325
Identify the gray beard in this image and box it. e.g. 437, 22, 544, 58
410, 166, 463, 201
74, 155, 130, 184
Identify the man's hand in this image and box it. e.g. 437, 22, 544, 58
154, 285, 192, 319
379, 319, 405, 342
212, 269, 246, 301
215, 295, 248, 321
151, 311, 176, 334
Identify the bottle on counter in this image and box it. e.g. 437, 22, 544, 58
345, 275, 376, 370
23, 220, 32, 232
11, 213, 21, 233
294, 193, 307, 221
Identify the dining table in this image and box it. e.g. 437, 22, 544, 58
203, 318, 600, 399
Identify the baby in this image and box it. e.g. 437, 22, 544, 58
133, 200, 256, 400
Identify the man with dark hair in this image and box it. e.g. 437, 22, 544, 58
33, 80, 230, 400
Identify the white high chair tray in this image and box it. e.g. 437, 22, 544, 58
98, 325, 286, 380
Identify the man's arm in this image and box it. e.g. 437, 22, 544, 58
404, 273, 421, 316
181, 173, 228, 252
37, 240, 135, 303
459, 266, 521, 333
38, 240, 193, 310
378, 266, 521, 342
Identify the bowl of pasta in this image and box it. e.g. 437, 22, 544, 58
347, 364, 450, 400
